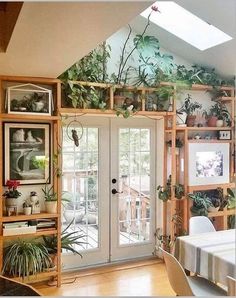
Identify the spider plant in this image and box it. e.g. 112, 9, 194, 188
43, 220, 86, 257
2, 240, 52, 280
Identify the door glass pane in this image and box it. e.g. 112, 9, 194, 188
119, 128, 151, 245
62, 127, 99, 252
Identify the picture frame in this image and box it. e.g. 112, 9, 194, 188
188, 142, 230, 186
3, 122, 50, 185
217, 130, 231, 140
6, 83, 52, 115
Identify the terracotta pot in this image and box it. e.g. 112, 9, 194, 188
114, 95, 125, 107
186, 115, 196, 127
207, 116, 218, 127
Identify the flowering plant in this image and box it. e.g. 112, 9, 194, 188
3, 180, 22, 198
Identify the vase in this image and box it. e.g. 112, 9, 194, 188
114, 95, 125, 107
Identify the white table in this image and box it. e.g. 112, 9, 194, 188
175, 229, 236, 286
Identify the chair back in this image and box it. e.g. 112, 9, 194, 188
159, 247, 194, 296
227, 276, 236, 296
189, 216, 216, 235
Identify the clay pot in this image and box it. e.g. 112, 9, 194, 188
207, 116, 218, 127
114, 95, 125, 107
186, 115, 196, 127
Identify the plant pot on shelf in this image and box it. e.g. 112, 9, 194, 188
5, 198, 18, 207
114, 95, 125, 107
207, 206, 220, 213
23, 206, 32, 215
186, 115, 196, 127
168, 147, 180, 155
45, 201, 57, 214
216, 119, 224, 127
207, 116, 218, 127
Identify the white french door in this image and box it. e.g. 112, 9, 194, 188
61, 116, 156, 269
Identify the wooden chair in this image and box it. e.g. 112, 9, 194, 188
159, 247, 227, 296
227, 276, 236, 296
0, 275, 41, 296
189, 216, 216, 235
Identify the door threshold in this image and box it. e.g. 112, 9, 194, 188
62, 256, 162, 278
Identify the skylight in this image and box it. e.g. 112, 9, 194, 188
140, 1, 233, 51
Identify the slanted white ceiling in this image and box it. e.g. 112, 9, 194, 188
131, 0, 236, 78
0, 2, 149, 78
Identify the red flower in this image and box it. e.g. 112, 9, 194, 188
6, 180, 20, 190
151, 5, 160, 12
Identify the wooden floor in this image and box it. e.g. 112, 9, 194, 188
35, 258, 175, 296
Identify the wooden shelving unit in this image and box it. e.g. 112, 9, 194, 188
0, 75, 62, 287
163, 83, 235, 241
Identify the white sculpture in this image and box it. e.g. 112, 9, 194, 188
12, 129, 25, 142
26, 131, 37, 143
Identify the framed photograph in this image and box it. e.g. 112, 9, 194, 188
217, 130, 231, 140
4, 123, 50, 185
6, 83, 52, 115
188, 143, 230, 186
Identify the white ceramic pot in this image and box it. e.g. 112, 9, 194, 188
208, 206, 220, 212
63, 208, 85, 223
216, 119, 224, 127
30, 195, 38, 204
45, 201, 57, 214
23, 207, 32, 215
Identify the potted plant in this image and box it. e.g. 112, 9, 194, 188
188, 192, 213, 216
157, 175, 185, 201
155, 86, 174, 111
2, 240, 52, 280
226, 188, 236, 229
203, 102, 231, 127
177, 94, 202, 127
43, 220, 85, 266
42, 184, 58, 214
3, 180, 21, 209
22, 200, 32, 215
166, 138, 183, 155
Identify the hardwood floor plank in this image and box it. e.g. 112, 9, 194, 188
35, 259, 175, 296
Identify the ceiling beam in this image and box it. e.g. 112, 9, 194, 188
0, 2, 23, 52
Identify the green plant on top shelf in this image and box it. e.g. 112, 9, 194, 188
3, 240, 52, 280
188, 192, 213, 216
203, 102, 231, 126
177, 94, 202, 116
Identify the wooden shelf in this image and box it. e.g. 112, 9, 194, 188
1, 212, 59, 222
187, 183, 235, 192
59, 107, 174, 117
208, 209, 236, 218
220, 96, 235, 102
176, 126, 232, 131
0, 113, 59, 121
0, 229, 57, 239
0, 75, 60, 85
188, 139, 232, 143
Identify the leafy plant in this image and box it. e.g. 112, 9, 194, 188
226, 188, 236, 209
188, 192, 213, 216
157, 175, 184, 201
43, 220, 86, 257
177, 94, 202, 115
166, 138, 183, 148
203, 102, 231, 125
42, 184, 57, 202
3, 240, 52, 279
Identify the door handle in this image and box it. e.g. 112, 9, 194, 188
111, 188, 123, 195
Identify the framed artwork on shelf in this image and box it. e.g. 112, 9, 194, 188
3, 122, 51, 185
217, 130, 231, 140
188, 142, 230, 186
6, 83, 52, 115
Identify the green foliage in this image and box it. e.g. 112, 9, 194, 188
203, 101, 231, 125
188, 192, 213, 216
166, 138, 183, 148
43, 220, 86, 257
42, 184, 57, 202
227, 188, 236, 209
3, 240, 52, 279
177, 94, 202, 115
157, 175, 184, 201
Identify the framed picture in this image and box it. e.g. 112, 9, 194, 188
217, 130, 231, 140
4, 123, 50, 185
188, 143, 230, 186
6, 83, 52, 115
